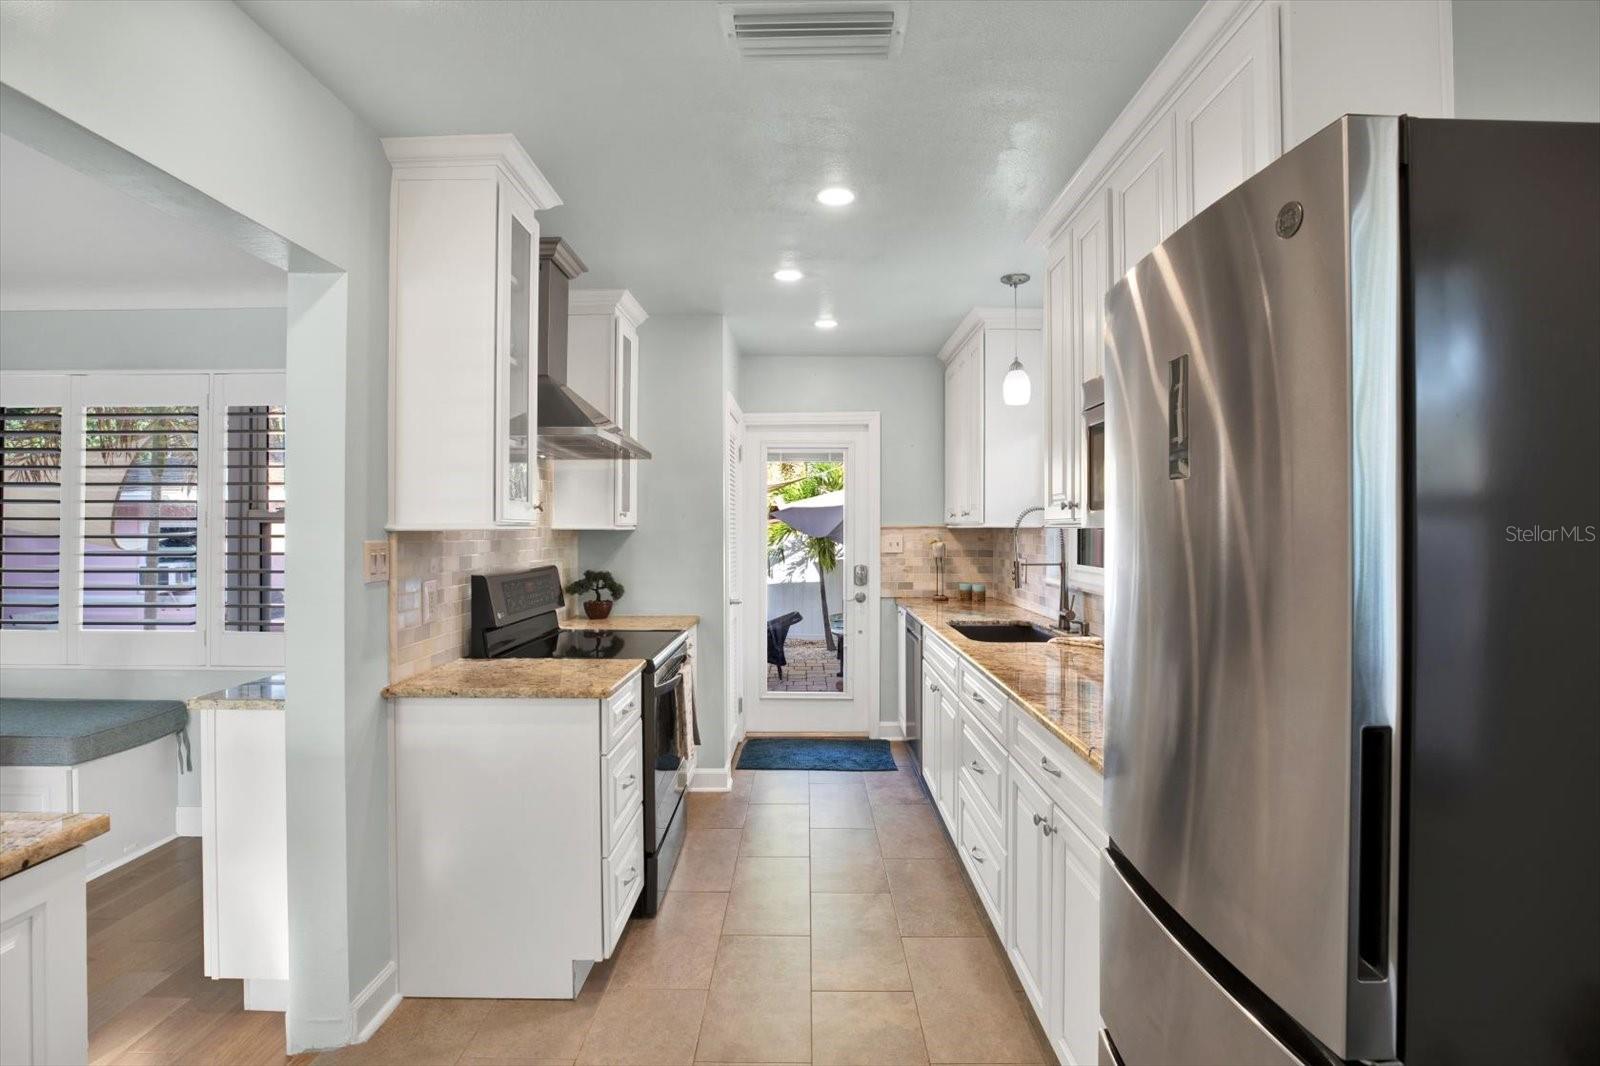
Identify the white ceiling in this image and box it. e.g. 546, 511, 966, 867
238, 0, 1198, 357
0, 134, 287, 312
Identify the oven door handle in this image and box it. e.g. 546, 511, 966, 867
659, 671, 686, 693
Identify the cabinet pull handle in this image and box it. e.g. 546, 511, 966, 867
971, 692, 985, 704
620, 774, 637, 788
969, 760, 984, 775
1040, 756, 1063, 777
929, 683, 940, 693
969, 845, 986, 864
622, 866, 639, 885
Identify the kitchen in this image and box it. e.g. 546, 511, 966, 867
0, 2, 1596, 1065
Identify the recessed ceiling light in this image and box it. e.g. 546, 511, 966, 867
816, 186, 855, 207
814, 317, 838, 330
773, 268, 804, 282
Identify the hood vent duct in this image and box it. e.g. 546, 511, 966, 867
536, 238, 652, 461
720, 1, 908, 60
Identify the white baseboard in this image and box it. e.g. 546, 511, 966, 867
351, 960, 400, 1044
876, 723, 906, 741
88, 832, 176, 881
688, 766, 732, 792
175, 805, 202, 837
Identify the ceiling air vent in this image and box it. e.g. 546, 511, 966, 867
719, 1, 909, 60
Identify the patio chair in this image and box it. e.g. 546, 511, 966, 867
766, 611, 804, 679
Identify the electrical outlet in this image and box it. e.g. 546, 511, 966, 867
422, 580, 441, 624
362, 540, 390, 583
883, 531, 904, 554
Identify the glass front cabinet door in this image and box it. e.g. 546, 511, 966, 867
496, 189, 540, 524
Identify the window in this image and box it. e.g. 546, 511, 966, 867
1, 404, 63, 630
223, 404, 285, 633
0, 372, 285, 668
81, 405, 201, 631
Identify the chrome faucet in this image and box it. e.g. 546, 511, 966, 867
1010, 506, 1074, 632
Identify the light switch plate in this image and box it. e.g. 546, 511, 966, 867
422, 579, 441, 624
883, 532, 904, 554
362, 540, 390, 583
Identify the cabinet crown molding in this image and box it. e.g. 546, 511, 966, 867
1027, 0, 1262, 249
937, 305, 1044, 364
569, 288, 649, 328
382, 133, 563, 211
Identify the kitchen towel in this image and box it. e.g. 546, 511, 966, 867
673, 656, 699, 759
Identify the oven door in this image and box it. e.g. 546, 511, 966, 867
648, 657, 689, 850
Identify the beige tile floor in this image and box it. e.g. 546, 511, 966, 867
321, 742, 1053, 1065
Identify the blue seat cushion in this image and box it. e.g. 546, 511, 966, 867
0, 698, 188, 766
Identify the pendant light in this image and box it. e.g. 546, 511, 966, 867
1001, 272, 1032, 406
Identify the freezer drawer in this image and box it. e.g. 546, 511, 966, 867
1101, 852, 1301, 1066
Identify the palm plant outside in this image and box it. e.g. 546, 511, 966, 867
767, 460, 844, 652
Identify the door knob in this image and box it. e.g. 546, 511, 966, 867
853, 592, 866, 603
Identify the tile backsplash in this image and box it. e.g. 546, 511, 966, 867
389, 461, 580, 682
880, 524, 1103, 634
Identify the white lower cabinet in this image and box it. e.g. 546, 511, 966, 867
0, 847, 89, 1066
1051, 810, 1102, 1066
913, 620, 1104, 1066
392, 675, 644, 998
1006, 758, 1056, 1021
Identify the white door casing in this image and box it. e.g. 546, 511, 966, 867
741, 412, 880, 735
723, 393, 746, 763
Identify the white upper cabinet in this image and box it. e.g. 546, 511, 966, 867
552, 290, 648, 530
1029, 0, 1453, 541
385, 134, 561, 530
940, 308, 1044, 528
1108, 111, 1179, 279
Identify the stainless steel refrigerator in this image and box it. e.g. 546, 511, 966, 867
1101, 115, 1599, 1065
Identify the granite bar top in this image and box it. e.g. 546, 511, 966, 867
187, 673, 286, 711
382, 658, 644, 700
0, 811, 111, 880
559, 614, 699, 632
899, 596, 1104, 773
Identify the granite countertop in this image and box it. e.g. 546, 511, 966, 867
899, 596, 1104, 773
188, 673, 286, 711
0, 811, 111, 880
382, 658, 645, 700
560, 614, 699, 632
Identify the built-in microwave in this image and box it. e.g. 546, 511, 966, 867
1079, 377, 1105, 569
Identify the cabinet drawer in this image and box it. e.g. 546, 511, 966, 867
602, 720, 644, 855
1009, 710, 1104, 845
956, 780, 1005, 932
602, 805, 645, 957
957, 720, 1006, 830
923, 630, 958, 680
602, 674, 643, 753
958, 664, 1007, 740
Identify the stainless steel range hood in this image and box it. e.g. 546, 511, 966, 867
536, 238, 652, 461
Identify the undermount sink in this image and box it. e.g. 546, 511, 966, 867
949, 620, 1059, 643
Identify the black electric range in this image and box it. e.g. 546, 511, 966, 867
468, 566, 690, 918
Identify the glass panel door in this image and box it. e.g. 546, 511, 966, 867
764, 450, 847, 696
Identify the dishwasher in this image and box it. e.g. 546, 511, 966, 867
904, 611, 923, 770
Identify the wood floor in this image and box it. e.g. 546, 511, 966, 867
87, 743, 1049, 1065
85, 836, 312, 1065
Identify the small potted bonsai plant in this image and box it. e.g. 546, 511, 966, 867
565, 569, 625, 620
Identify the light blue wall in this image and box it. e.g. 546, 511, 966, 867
738, 354, 945, 526
1, 2, 393, 1048
1453, 0, 1600, 121
580, 314, 735, 770
0, 307, 286, 371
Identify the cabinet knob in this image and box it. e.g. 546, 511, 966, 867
969, 845, 986, 864
1031, 812, 1045, 826
622, 866, 639, 885
969, 760, 984, 775
929, 683, 941, 693
1041, 822, 1058, 837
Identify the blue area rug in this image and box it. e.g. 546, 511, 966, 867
736, 737, 898, 772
